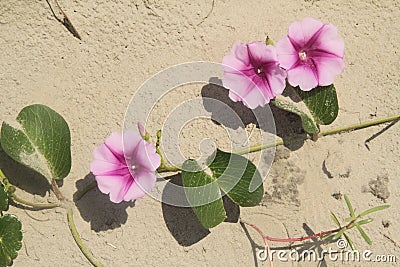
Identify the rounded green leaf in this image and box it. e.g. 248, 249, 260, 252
181, 150, 264, 229
209, 149, 264, 207
294, 85, 339, 125
1, 104, 71, 182
272, 85, 339, 134
0, 183, 8, 212
0, 214, 23, 266
182, 160, 226, 229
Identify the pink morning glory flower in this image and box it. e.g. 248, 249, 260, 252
276, 17, 345, 91
90, 130, 161, 203
222, 41, 287, 109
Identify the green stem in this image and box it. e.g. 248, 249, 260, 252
236, 139, 286, 155
319, 114, 400, 137
1, 169, 60, 209
157, 166, 182, 173
236, 114, 400, 155
10, 193, 60, 209
67, 208, 104, 267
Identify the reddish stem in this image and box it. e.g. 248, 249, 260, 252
241, 220, 346, 243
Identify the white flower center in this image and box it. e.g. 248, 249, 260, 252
256, 67, 263, 75
299, 51, 307, 61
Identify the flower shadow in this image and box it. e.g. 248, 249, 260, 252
73, 173, 135, 232
201, 78, 306, 151
162, 173, 240, 246
0, 147, 52, 197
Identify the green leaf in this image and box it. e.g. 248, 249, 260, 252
344, 194, 355, 218
332, 228, 346, 240
294, 84, 339, 125
358, 205, 390, 218
271, 98, 319, 134
271, 84, 338, 134
181, 149, 264, 228
1, 104, 71, 182
182, 160, 226, 229
209, 149, 264, 207
330, 211, 341, 227
0, 214, 22, 266
344, 217, 353, 222
355, 223, 372, 245
357, 218, 373, 226
343, 233, 356, 251
0, 183, 8, 212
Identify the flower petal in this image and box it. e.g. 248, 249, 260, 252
287, 65, 318, 91
90, 159, 128, 176
93, 143, 120, 164
123, 171, 156, 201
314, 55, 345, 86
228, 90, 242, 102
144, 142, 161, 171
231, 43, 251, 67
123, 130, 143, 162
222, 72, 254, 100
95, 174, 133, 203
241, 80, 269, 109
222, 43, 250, 73
104, 132, 124, 160
91, 143, 128, 176
133, 141, 161, 172
266, 67, 287, 96
276, 37, 299, 70
288, 18, 324, 48
224, 71, 267, 109
312, 24, 344, 58
247, 42, 277, 63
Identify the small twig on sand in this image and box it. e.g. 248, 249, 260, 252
364, 118, 399, 150
197, 0, 215, 26
46, 0, 82, 40
383, 234, 400, 249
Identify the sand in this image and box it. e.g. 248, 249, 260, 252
0, 0, 399, 266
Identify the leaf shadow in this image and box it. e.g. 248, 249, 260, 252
73, 173, 134, 232
162, 173, 240, 246
201, 78, 306, 151
0, 147, 51, 197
